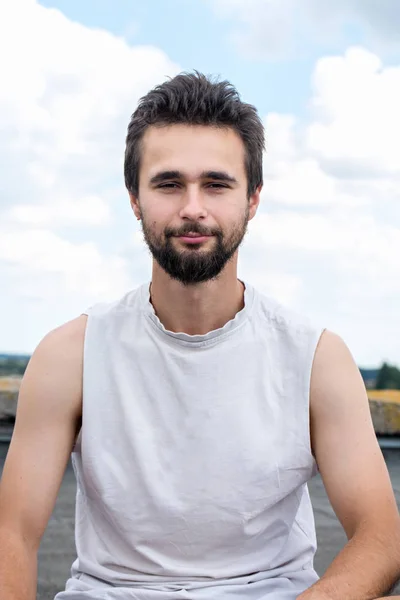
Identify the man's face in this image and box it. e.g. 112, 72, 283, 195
131, 124, 260, 286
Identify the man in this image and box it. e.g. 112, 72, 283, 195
0, 71, 399, 600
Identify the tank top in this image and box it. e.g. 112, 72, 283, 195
55, 280, 325, 600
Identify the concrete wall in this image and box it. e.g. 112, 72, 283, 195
0, 378, 20, 421
369, 400, 400, 435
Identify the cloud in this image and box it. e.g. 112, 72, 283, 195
0, 0, 180, 228
307, 48, 400, 174
207, 0, 400, 59
248, 211, 400, 290
0, 0, 179, 305
259, 46, 400, 217
0, 227, 131, 298
236, 45, 400, 365
6, 195, 111, 227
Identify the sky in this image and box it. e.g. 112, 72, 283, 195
1, 0, 400, 368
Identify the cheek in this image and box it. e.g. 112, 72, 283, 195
218, 206, 247, 227
144, 201, 174, 224
143, 213, 169, 237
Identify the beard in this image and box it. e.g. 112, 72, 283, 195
139, 206, 250, 286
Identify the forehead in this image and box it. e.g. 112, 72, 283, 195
140, 124, 246, 180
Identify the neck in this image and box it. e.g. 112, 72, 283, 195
149, 263, 245, 336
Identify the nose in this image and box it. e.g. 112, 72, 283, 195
179, 185, 208, 220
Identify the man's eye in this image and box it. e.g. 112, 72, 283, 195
157, 182, 227, 190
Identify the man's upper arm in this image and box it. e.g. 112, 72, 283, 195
0, 315, 86, 551
310, 329, 399, 539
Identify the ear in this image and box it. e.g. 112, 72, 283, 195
129, 192, 141, 220
248, 185, 262, 221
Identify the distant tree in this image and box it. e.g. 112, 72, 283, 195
0, 356, 30, 377
376, 362, 400, 390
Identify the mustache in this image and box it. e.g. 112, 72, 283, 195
165, 225, 220, 238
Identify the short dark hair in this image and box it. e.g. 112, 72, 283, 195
124, 71, 265, 198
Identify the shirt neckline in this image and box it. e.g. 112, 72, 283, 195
141, 279, 254, 347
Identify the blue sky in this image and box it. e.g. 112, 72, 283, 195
1, 0, 400, 367
38, 0, 360, 117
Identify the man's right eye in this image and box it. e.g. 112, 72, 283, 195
158, 183, 179, 189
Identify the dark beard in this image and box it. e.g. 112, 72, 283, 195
140, 210, 249, 286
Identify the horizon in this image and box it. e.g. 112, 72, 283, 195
0, 353, 395, 372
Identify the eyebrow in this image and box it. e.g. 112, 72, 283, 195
149, 170, 239, 185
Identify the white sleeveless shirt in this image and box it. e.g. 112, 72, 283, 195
55, 280, 324, 600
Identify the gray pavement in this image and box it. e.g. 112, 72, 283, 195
1, 444, 400, 599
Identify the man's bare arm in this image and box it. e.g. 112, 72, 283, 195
0, 315, 86, 600
298, 330, 400, 600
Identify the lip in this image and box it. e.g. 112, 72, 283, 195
177, 235, 212, 244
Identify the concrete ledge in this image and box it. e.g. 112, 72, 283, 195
369, 391, 400, 435
0, 376, 20, 421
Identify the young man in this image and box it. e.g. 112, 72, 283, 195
0, 72, 399, 600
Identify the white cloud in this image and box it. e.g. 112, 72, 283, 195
260, 47, 400, 214
307, 47, 400, 173
238, 46, 400, 366
0, 0, 179, 334
248, 211, 400, 289
7, 195, 111, 227
260, 46, 400, 212
0, 0, 180, 227
0, 226, 131, 298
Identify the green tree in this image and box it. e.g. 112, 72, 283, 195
0, 356, 30, 377
376, 362, 400, 390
